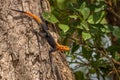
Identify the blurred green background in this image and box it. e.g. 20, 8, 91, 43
44, 0, 120, 80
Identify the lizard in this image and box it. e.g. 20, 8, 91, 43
11, 9, 70, 53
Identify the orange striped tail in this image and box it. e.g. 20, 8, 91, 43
11, 9, 42, 23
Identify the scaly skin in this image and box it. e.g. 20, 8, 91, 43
11, 9, 70, 52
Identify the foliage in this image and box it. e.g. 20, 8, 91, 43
45, 0, 120, 80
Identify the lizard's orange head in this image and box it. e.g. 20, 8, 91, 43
62, 46, 70, 51
56, 43, 70, 51
56, 42, 70, 51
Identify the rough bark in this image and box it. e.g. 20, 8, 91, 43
0, 0, 75, 80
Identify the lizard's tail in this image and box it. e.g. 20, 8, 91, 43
11, 9, 42, 24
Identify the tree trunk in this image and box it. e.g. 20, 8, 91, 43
0, 0, 75, 80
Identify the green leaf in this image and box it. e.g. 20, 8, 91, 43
93, 11, 104, 23
69, 15, 78, 19
80, 7, 90, 20
87, 11, 105, 24
101, 25, 111, 33
80, 2, 86, 9
76, 2, 90, 20
77, 25, 83, 30
93, 12, 101, 23
82, 32, 91, 40
80, 2, 90, 20
80, 21, 89, 30
58, 24, 70, 32
42, 12, 59, 24
113, 26, 120, 38
94, 3, 107, 12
